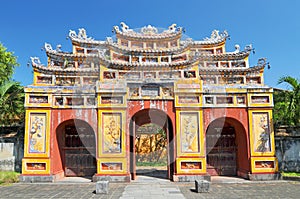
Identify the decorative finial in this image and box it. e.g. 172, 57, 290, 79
234, 44, 240, 53
30, 57, 41, 65
44, 43, 53, 51
120, 22, 132, 32
168, 24, 177, 32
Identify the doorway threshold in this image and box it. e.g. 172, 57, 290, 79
55, 176, 93, 183
211, 176, 249, 183
133, 175, 170, 184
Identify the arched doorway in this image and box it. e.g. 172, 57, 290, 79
206, 117, 247, 176
57, 119, 97, 177
129, 109, 174, 180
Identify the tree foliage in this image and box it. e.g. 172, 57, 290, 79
0, 43, 19, 85
274, 76, 300, 126
0, 81, 24, 125
0, 42, 24, 126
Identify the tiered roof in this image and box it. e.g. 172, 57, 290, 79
31, 22, 266, 75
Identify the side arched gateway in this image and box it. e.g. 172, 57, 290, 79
206, 117, 249, 177
56, 119, 97, 177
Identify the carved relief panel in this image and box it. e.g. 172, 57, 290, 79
180, 112, 200, 153
28, 113, 47, 153
102, 113, 122, 154
252, 112, 271, 153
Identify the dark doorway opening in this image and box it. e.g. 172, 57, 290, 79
206, 119, 237, 176
58, 119, 96, 177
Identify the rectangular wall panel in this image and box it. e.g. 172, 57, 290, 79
180, 112, 200, 153
28, 113, 47, 153
252, 112, 271, 153
102, 113, 122, 154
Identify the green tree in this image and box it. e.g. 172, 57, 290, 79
0, 42, 24, 126
274, 76, 300, 126
0, 81, 24, 125
0, 43, 19, 85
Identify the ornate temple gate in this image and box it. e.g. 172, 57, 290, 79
206, 126, 237, 176
21, 23, 279, 182
61, 120, 96, 177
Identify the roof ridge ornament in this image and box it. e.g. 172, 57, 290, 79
204, 30, 229, 41
44, 43, 53, 51
68, 28, 94, 41
120, 22, 133, 33
30, 57, 41, 65
244, 44, 255, 53
141, 25, 158, 35
44, 43, 62, 52
168, 24, 177, 33
257, 58, 267, 66
234, 44, 240, 53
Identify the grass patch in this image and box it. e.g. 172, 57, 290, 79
136, 161, 167, 167
282, 172, 300, 177
0, 171, 19, 185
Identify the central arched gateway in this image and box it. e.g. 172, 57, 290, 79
129, 109, 174, 180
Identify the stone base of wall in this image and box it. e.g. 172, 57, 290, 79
282, 176, 300, 181
173, 175, 211, 182
248, 173, 281, 181
237, 170, 249, 179
92, 175, 130, 182
0, 157, 15, 171
19, 175, 55, 183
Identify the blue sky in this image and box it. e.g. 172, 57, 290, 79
0, 0, 299, 89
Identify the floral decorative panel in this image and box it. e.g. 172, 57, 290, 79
102, 113, 122, 153
252, 112, 271, 152
28, 113, 46, 153
180, 112, 200, 153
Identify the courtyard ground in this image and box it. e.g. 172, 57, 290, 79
0, 176, 299, 199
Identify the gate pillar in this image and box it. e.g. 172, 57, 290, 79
173, 79, 208, 181
93, 81, 130, 182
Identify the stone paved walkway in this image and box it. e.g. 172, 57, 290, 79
0, 177, 299, 198
120, 176, 184, 199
